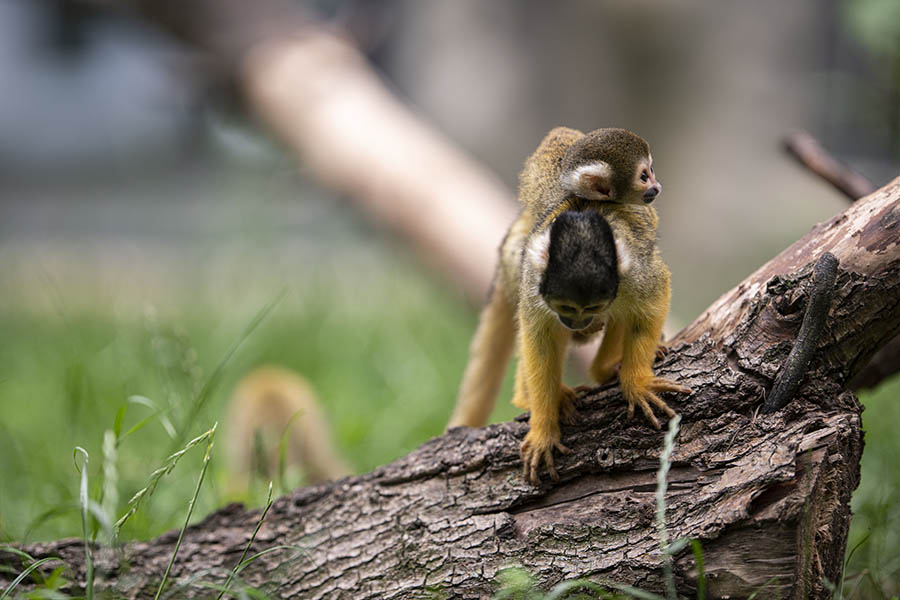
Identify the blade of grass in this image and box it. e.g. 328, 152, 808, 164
174, 291, 285, 451
656, 415, 681, 600
746, 576, 781, 600
231, 545, 309, 577
120, 396, 177, 441
601, 581, 667, 600
0, 547, 35, 563
154, 422, 216, 600
115, 425, 217, 534
0, 557, 63, 600
838, 531, 871, 599
277, 411, 304, 492
73, 447, 93, 600
545, 579, 620, 599
217, 482, 275, 600
690, 539, 707, 600
100, 430, 118, 544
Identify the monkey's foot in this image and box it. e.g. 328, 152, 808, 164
623, 377, 692, 429
521, 427, 570, 485
559, 385, 579, 424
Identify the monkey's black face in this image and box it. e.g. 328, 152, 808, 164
539, 210, 619, 331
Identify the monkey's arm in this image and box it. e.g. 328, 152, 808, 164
516, 313, 572, 484
447, 281, 517, 429
617, 294, 691, 429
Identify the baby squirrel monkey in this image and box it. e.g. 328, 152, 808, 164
447, 127, 691, 484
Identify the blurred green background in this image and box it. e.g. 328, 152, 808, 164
0, 0, 898, 597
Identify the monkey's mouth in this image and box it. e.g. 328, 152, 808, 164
558, 315, 594, 331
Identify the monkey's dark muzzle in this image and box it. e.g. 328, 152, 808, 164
642, 187, 660, 203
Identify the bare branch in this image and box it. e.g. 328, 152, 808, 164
783, 131, 876, 201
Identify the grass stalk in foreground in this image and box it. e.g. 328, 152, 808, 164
73, 447, 94, 600
217, 482, 275, 600
656, 415, 681, 600
155, 422, 217, 600
115, 425, 218, 535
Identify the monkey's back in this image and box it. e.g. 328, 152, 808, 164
600, 204, 671, 323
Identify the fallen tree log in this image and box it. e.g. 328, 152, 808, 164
3, 174, 898, 597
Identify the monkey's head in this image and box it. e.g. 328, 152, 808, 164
532, 210, 619, 331
560, 128, 661, 206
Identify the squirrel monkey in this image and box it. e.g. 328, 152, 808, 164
448, 127, 691, 484
226, 366, 350, 492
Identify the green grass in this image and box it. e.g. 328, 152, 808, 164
842, 376, 900, 599
0, 250, 521, 544
0, 243, 897, 596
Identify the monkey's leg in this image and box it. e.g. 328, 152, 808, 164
589, 318, 625, 384
618, 312, 691, 429
447, 284, 517, 429
518, 318, 571, 484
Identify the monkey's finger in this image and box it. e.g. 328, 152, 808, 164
637, 399, 661, 429
554, 441, 572, 455
544, 450, 559, 481
521, 450, 535, 483
650, 377, 692, 395
655, 345, 669, 361
529, 452, 544, 485
645, 391, 677, 419
626, 401, 635, 420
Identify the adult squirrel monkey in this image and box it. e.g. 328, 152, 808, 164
226, 366, 350, 492
447, 127, 691, 484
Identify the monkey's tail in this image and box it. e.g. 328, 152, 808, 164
447, 286, 516, 429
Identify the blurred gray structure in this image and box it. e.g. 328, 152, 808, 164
1, 0, 897, 322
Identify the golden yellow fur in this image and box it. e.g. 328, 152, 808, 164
226, 366, 350, 491
448, 127, 691, 484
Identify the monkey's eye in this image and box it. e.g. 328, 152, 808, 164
584, 304, 603, 312
640, 170, 650, 183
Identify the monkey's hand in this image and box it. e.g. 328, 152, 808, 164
521, 421, 571, 485
621, 376, 691, 430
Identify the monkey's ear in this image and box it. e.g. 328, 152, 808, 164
562, 161, 612, 200
613, 231, 632, 276
525, 227, 551, 273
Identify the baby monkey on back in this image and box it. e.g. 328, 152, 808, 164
447, 127, 691, 484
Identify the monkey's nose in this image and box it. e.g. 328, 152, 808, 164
559, 315, 593, 330
643, 186, 660, 203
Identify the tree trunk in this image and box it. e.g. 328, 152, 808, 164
4, 178, 899, 598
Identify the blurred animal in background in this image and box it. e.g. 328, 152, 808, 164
226, 366, 350, 493
448, 127, 691, 484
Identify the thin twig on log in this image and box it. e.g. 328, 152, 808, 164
782, 131, 899, 390
762, 251, 838, 413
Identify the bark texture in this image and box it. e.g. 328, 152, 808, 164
3, 179, 898, 598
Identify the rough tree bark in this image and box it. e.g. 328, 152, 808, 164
3, 176, 899, 598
